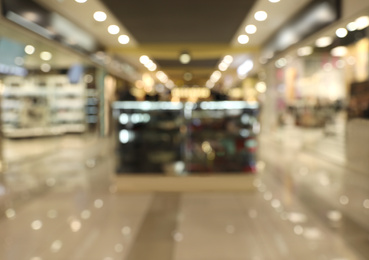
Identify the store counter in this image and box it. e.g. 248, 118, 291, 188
113, 101, 259, 176
112, 101, 259, 191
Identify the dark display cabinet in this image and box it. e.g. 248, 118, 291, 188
113, 101, 259, 175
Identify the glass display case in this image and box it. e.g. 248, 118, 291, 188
113, 101, 259, 175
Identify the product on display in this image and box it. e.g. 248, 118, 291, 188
113, 101, 259, 175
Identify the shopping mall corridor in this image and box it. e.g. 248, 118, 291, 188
0, 130, 369, 260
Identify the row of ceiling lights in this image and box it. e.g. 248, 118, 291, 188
296, 15, 369, 59
74, 0, 130, 45
139, 55, 177, 89
274, 15, 369, 69
237, 0, 280, 45
205, 55, 234, 89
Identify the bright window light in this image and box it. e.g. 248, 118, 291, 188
118, 35, 130, 44
255, 11, 268, 21
238, 35, 249, 44
245, 25, 257, 34
93, 11, 107, 22
108, 25, 120, 35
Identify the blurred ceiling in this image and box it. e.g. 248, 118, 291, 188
16, 0, 313, 85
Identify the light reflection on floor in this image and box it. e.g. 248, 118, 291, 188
0, 130, 368, 260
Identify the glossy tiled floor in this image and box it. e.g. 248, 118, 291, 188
0, 127, 369, 260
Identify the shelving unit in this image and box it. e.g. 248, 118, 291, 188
1, 75, 86, 138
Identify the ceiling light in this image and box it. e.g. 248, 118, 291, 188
331, 46, 348, 57
93, 11, 107, 22
210, 71, 222, 83
355, 16, 369, 30
336, 28, 348, 38
118, 35, 130, 44
245, 25, 257, 34
206, 80, 215, 89
238, 35, 249, 44
223, 55, 233, 64
183, 72, 193, 81
108, 25, 120, 35
40, 63, 51, 72
75, 0, 87, 3
255, 11, 268, 21
148, 64, 157, 71
179, 52, 191, 64
315, 36, 333, 48
24, 45, 35, 55
218, 62, 228, 71
40, 51, 52, 61
275, 58, 287, 68
269, 0, 280, 2
297, 46, 313, 56
256, 82, 267, 93
139, 55, 150, 65
347, 22, 357, 31
237, 60, 253, 77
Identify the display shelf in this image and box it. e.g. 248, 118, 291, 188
1, 75, 87, 138
113, 101, 259, 175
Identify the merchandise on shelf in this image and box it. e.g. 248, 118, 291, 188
1, 75, 86, 138
113, 101, 259, 175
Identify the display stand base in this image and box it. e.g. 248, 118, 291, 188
114, 174, 256, 192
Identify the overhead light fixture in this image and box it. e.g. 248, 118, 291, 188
237, 60, 253, 77
254, 11, 267, 21
331, 46, 348, 57
24, 45, 35, 55
297, 46, 313, 56
245, 25, 257, 34
40, 63, 51, 72
118, 35, 130, 44
255, 82, 267, 93
40, 51, 52, 61
315, 36, 333, 48
347, 22, 358, 31
238, 35, 249, 44
108, 25, 120, 35
179, 51, 191, 64
210, 71, 222, 83
93, 11, 107, 22
183, 72, 193, 81
223, 55, 233, 64
139, 55, 150, 65
355, 16, 369, 30
275, 58, 287, 68
269, 0, 280, 2
218, 62, 228, 71
75, 0, 87, 3
336, 28, 348, 38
